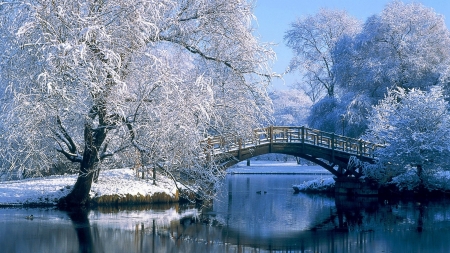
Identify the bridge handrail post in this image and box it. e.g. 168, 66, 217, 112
359, 140, 363, 157
269, 126, 273, 153
255, 129, 260, 145
331, 133, 335, 163
362, 141, 366, 157
238, 138, 242, 160
301, 126, 305, 149
330, 133, 334, 149
314, 131, 317, 146
206, 138, 211, 162
269, 126, 273, 143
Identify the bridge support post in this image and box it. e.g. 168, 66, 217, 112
338, 165, 344, 174
247, 159, 250, 166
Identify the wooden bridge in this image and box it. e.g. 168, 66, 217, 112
206, 126, 382, 179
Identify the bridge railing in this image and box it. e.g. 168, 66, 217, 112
204, 126, 382, 159
205, 129, 270, 154
270, 126, 381, 158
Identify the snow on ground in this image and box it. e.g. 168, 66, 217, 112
90, 169, 178, 199
0, 168, 178, 206
0, 174, 77, 206
0, 161, 331, 206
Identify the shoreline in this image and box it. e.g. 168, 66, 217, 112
0, 168, 180, 207
0, 162, 338, 207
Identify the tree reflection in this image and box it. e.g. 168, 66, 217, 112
417, 204, 424, 232
334, 195, 378, 232
2, 193, 450, 252
67, 208, 100, 253
211, 185, 436, 252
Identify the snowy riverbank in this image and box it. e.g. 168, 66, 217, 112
0, 161, 334, 206
0, 168, 179, 207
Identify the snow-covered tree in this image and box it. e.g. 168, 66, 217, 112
269, 89, 311, 126
306, 92, 370, 138
337, 1, 450, 97
285, 8, 361, 98
0, 0, 274, 206
306, 96, 340, 134
332, 1, 450, 136
364, 86, 450, 191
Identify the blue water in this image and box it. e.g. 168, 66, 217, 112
1, 164, 450, 252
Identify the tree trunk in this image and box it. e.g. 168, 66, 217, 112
58, 157, 97, 207
58, 123, 106, 207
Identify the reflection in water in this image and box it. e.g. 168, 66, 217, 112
67, 208, 101, 253
211, 174, 338, 250
1, 174, 450, 252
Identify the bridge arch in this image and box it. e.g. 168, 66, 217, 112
208, 126, 380, 178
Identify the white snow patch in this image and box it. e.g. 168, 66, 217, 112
90, 168, 178, 198
292, 177, 335, 192
0, 174, 77, 205
0, 168, 178, 206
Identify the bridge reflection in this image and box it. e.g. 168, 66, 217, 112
208, 174, 364, 251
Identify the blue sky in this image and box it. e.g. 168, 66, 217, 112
253, 0, 450, 90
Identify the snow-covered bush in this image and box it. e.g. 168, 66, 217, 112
424, 171, 450, 191
389, 166, 450, 192
364, 86, 450, 191
293, 178, 335, 193
390, 168, 421, 191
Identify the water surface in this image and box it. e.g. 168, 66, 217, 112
1, 167, 450, 252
